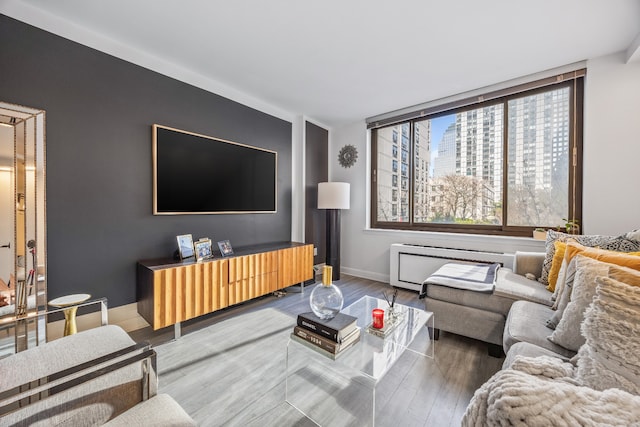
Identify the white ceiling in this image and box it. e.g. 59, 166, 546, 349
3, 0, 640, 127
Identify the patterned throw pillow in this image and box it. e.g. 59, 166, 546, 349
576, 276, 640, 395
547, 256, 578, 328
546, 240, 567, 292
539, 230, 640, 285
548, 256, 610, 351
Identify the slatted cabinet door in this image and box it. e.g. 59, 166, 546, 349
277, 245, 314, 290
228, 255, 248, 306
153, 259, 228, 329
256, 251, 278, 297
228, 251, 279, 305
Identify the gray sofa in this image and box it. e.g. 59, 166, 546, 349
422, 251, 552, 355
0, 325, 195, 426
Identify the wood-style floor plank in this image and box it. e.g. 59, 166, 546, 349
130, 275, 503, 426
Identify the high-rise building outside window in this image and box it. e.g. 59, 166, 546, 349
370, 71, 583, 237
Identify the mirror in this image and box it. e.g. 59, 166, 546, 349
0, 101, 46, 356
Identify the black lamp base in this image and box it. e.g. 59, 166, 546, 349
326, 209, 341, 281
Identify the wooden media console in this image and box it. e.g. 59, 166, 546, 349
137, 242, 313, 336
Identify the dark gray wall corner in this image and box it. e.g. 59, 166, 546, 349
304, 121, 329, 265
0, 15, 293, 307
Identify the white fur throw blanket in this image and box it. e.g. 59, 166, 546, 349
462, 355, 640, 426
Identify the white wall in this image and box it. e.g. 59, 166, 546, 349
331, 51, 640, 283
582, 52, 640, 235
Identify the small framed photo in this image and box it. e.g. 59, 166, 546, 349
176, 234, 194, 260
217, 240, 234, 257
194, 238, 213, 262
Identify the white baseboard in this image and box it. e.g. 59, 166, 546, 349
341, 266, 389, 284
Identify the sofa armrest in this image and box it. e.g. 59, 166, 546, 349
0, 342, 156, 412
0, 328, 156, 425
513, 251, 545, 278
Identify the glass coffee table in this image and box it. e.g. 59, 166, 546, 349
285, 295, 434, 426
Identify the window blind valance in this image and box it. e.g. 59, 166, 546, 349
366, 66, 586, 130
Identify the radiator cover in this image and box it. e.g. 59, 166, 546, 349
390, 243, 515, 292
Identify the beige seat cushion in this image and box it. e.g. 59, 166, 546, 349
493, 269, 553, 306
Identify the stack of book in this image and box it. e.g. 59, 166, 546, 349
291, 311, 361, 360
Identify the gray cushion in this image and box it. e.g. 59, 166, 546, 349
426, 282, 515, 315
425, 297, 505, 345
513, 251, 546, 277
493, 269, 553, 306
503, 300, 576, 358
0, 325, 136, 390
104, 394, 196, 426
503, 341, 573, 369
0, 325, 143, 426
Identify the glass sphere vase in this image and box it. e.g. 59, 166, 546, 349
310, 265, 343, 320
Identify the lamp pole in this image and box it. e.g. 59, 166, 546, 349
318, 182, 350, 282
325, 208, 341, 281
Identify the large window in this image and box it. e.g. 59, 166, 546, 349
370, 72, 583, 236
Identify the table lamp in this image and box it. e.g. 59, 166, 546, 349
318, 182, 350, 281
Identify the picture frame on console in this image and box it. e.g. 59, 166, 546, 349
218, 240, 234, 257
176, 234, 194, 259
194, 238, 213, 261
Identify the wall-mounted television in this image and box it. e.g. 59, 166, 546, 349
153, 124, 277, 214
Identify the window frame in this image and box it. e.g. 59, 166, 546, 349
370, 76, 584, 237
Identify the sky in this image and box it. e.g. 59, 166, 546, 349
429, 114, 456, 175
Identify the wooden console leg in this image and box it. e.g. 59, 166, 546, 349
428, 327, 440, 340
488, 343, 504, 358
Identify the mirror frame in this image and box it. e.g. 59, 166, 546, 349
0, 101, 46, 353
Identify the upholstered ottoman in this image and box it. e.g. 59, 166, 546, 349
421, 254, 551, 355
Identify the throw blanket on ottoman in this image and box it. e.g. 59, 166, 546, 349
423, 262, 500, 293
462, 355, 640, 426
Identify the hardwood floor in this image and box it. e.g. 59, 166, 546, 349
130, 275, 504, 426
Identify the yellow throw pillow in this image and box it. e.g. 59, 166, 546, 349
608, 263, 640, 287
547, 240, 567, 292
563, 241, 640, 271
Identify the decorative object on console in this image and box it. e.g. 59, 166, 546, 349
194, 238, 212, 261
217, 240, 234, 257
317, 182, 350, 281
338, 144, 358, 168
309, 265, 343, 320
176, 234, 194, 260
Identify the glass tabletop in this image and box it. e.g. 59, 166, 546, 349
289, 295, 434, 382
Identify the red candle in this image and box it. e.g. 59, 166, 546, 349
372, 308, 384, 329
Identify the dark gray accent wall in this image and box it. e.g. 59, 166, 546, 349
0, 15, 292, 307
304, 121, 328, 265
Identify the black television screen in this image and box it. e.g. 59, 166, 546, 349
153, 125, 277, 214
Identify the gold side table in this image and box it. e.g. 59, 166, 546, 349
49, 293, 91, 336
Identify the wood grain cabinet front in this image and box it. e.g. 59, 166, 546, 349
137, 242, 313, 330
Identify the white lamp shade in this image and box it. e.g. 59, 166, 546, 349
318, 182, 350, 209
